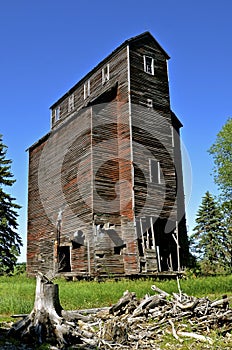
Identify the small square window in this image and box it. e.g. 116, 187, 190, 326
147, 99, 153, 108
144, 56, 154, 75
68, 94, 75, 112
84, 80, 90, 100
54, 107, 60, 122
102, 64, 110, 84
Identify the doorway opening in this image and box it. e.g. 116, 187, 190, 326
58, 246, 71, 272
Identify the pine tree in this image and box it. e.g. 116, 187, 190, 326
208, 118, 232, 272
0, 134, 22, 274
190, 191, 225, 274
208, 117, 232, 203
220, 202, 232, 272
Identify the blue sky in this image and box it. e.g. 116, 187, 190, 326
1, 1, 231, 262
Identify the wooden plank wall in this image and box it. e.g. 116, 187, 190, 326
27, 136, 56, 276
28, 44, 139, 277
129, 39, 177, 220
27, 34, 188, 277
129, 37, 170, 115
128, 37, 187, 270
91, 46, 136, 275
59, 108, 93, 275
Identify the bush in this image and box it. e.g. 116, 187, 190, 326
13, 263, 26, 275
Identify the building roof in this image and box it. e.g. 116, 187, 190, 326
27, 131, 51, 151
50, 31, 170, 109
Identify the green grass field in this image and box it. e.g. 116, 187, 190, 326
0, 274, 232, 349
0, 274, 232, 320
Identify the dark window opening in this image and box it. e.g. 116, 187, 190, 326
149, 159, 160, 184
138, 238, 144, 256
96, 253, 105, 258
144, 56, 154, 75
147, 98, 153, 108
140, 260, 146, 272
58, 246, 71, 272
72, 241, 82, 249
114, 244, 126, 255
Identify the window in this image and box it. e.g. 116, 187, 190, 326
58, 246, 71, 272
147, 98, 153, 108
102, 64, 110, 84
96, 253, 105, 258
68, 94, 75, 112
54, 106, 60, 122
149, 159, 161, 184
144, 56, 154, 75
114, 244, 126, 255
84, 80, 90, 99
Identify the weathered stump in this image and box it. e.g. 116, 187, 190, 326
8, 273, 78, 347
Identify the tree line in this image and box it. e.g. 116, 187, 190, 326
190, 117, 232, 275
0, 135, 22, 274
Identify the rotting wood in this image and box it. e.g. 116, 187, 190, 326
27, 32, 189, 279
8, 273, 71, 347
8, 274, 232, 349
176, 331, 213, 344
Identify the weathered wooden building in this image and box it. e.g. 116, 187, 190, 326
27, 32, 189, 277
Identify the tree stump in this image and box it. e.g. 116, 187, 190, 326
8, 273, 78, 347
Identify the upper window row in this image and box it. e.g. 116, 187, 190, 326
84, 64, 110, 100
54, 63, 111, 121
54, 56, 154, 123
54, 93, 75, 122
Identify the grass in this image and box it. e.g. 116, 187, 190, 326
0, 274, 232, 348
159, 331, 232, 350
0, 274, 35, 318
0, 274, 232, 319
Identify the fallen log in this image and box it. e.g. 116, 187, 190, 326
151, 284, 170, 297
109, 290, 137, 315
177, 331, 213, 344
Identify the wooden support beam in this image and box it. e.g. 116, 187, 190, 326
150, 217, 156, 249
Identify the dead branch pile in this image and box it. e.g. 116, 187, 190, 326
72, 285, 232, 349
9, 276, 232, 349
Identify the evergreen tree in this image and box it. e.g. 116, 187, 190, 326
190, 191, 225, 274
208, 117, 232, 204
0, 134, 22, 274
208, 118, 232, 272
220, 202, 232, 272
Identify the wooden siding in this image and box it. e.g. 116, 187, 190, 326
128, 36, 187, 271
27, 137, 55, 276
129, 38, 177, 221
50, 46, 129, 129
27, 32, 189, 277
129, 36, 170, 115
